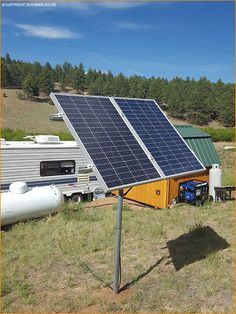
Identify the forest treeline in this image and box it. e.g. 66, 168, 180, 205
2, 53, 235, 126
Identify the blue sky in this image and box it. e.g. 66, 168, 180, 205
2, 1, 235, 82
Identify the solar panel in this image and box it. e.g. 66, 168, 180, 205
113, 97, 205, 177
50, 94, 161, 191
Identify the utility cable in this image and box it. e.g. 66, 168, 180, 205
4, 35, 234, 74
47, 10, 231, 55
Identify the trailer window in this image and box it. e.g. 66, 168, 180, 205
40, 160, 75, 176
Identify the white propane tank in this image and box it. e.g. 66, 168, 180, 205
209, 164, 222, 201
9, 181, 28, 194
1, 183, 64, 226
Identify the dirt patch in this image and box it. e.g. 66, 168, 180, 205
84, 196, 154, 211
93, 285, 134, 302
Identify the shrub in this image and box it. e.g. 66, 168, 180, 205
47, 99, 54, 106
16, 91, 27, 100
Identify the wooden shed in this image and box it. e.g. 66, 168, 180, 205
113, 125, 220, 209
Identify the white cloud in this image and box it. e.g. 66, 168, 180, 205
15, 24, 82, 39
115, 22, 153, 31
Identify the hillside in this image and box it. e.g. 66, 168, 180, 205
2, 89, 68, 133
2, 89, 223, 135
2, 54, 234, 128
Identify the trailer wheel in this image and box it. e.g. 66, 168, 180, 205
71, 193, 82, 203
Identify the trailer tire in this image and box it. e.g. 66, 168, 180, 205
71, 193, 82, 203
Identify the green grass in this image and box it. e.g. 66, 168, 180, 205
202, 127, 235, 142
2, 128, 73, 141
3, 127, 234, 143
2, 200, 234, 312
222, 168, 235, 186
214, 142, 235, 186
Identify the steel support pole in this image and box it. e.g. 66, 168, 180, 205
113, 189, 123, 294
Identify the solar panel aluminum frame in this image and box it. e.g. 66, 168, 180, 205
112, 97, 206, 179
50, 93, 162, 192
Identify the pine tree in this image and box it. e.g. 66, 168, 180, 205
72, 63, 86, 93
186, 77, 213, 125
88, 76, 106, 95
219, 87, 235, 127
86, 68, 98, 89
136, 78, 149, 99
22, 73, 39, 98
1, 63, 12, 87
32, 62, 42, 77
54, 64, 63, 82
45, 62, 52, 71
128, 75, 142, 98
115, 73, 129, 97
62, 61, 73, 86
104, 71, 115, 95
166, 77, 187, 119
5, 53, 12, 64
39, 68, 54, 96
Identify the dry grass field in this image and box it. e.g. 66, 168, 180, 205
2, 89, 68, 133
2, 199, 234, 313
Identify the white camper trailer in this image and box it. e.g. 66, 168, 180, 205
1, 135, 100, 200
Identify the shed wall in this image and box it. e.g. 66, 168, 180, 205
113, 170, 209, 209
113, 179, 169, 208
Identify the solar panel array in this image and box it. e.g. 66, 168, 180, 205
52, 94, 161, 190
51, 93, 205, 192
114, 98, 204, 176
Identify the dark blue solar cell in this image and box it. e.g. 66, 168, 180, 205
51, 94, 161, 190
114, 98, 204, 177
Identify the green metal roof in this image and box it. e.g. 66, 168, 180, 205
175, 125, 221, 167
175, 125, 210, 138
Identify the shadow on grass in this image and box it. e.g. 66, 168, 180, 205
119, 256, 167, 293
165, 226, 230, 271
81, 257, 167, 293
79, 262, 113, 290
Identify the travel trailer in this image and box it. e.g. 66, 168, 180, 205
1, 135, 100, 201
